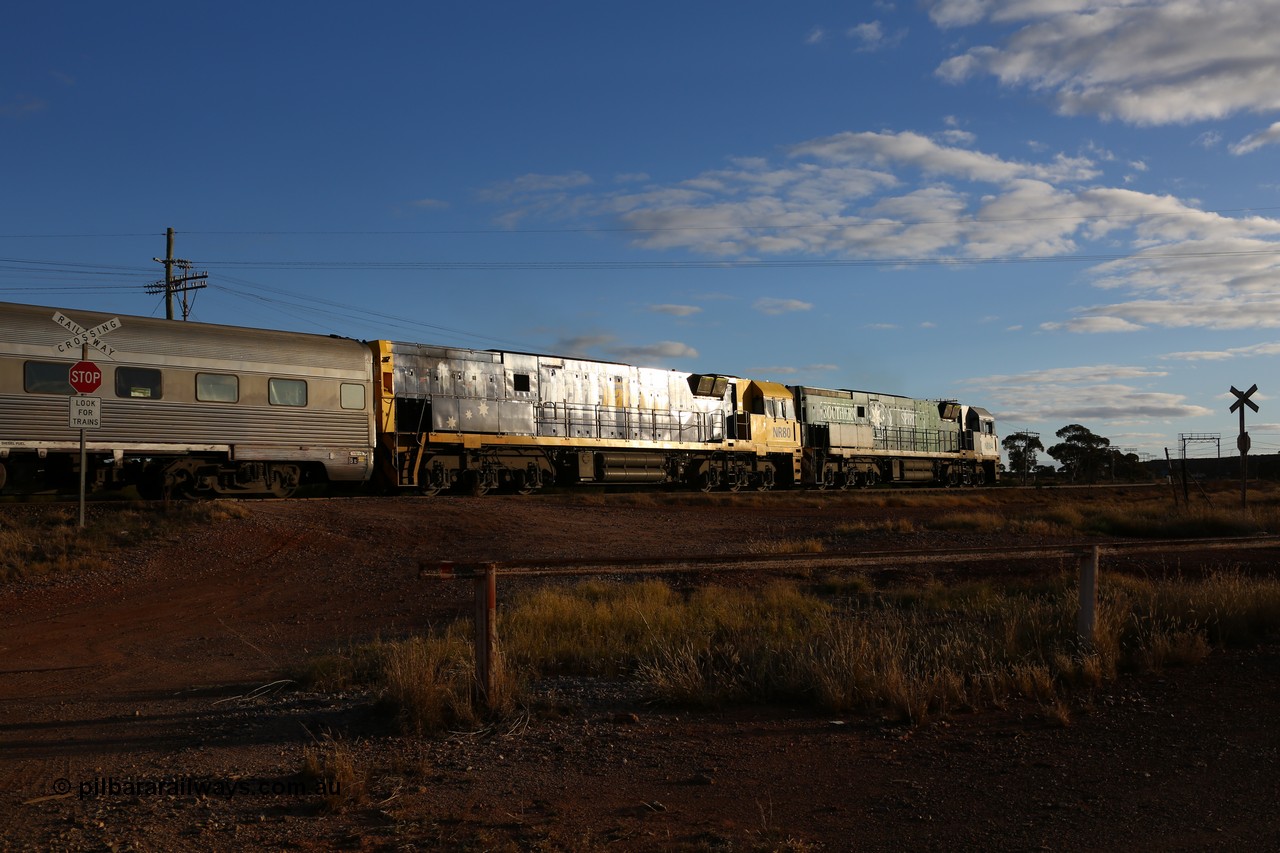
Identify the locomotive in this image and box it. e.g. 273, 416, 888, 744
0, 301, 998, 498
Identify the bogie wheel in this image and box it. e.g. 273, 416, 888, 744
512, 469, 537, 496
465, 471, 491, 497
269, 479, 297, 499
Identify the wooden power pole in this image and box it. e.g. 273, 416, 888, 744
148, 228, 208, 320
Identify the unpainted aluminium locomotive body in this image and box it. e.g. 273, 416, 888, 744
372, 339, 800, 495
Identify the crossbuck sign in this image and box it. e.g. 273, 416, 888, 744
52, 311, 121, 359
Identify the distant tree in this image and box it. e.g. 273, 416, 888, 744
1048, 424, 1111, 482
1002, 432, 1045, 484
1110, 449, 1152, 482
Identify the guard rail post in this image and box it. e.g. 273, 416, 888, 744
1077, 545, 1099, 648
475, 562, 498, 708
431, 560, 500, 711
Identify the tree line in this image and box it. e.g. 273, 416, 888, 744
1001, 424, 1149, 484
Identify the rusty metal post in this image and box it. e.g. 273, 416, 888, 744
473, 562, 498, 708
1077, 546, 1098, 647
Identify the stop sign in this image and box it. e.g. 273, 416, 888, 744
68, 361, 102, 394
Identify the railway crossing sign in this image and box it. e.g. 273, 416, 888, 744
69, 361, 103, 394
1229, 384, 1259, 508
52, 311, 121, 359
1230, 384, 1258, 414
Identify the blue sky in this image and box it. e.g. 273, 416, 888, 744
5, 1, 1280, 462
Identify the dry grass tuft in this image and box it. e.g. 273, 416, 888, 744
300, 735, 367, 813
747, 537, 825, 555
0, 502, 253, 581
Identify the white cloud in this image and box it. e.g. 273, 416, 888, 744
1194, 131, 1223, 149
974, 365, 1169, 385
961, 363, 1213, 424
479, 171, 592, 202
609, 341, 700, 361
0, 95, 46, 118
1231, 121, 1280, 155
481, 128, 1280, 334
554, 334, 617, 356
754, 297, 813, 315
1040, 316, 1146, 333
552, 334, 698, 363
939, 129, 977, 145
409, 197, 449, 210
931, 0, 1280, 126
649, 303, 702, 317
1162, 341, 1280, 361
847, 21, 905, 51
749, 364, 839, 376
806, 26, 826, 44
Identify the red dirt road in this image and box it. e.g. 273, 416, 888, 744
1, 494, 1278, 851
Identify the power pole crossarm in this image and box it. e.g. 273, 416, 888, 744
148, 227, 208, 320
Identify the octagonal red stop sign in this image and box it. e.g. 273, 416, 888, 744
68, 361, 102, 394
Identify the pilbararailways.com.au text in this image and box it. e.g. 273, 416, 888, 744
53, 776, 341, 800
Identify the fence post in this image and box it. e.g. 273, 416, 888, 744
1077, 546, 1099, 647
474, 562, 498, 708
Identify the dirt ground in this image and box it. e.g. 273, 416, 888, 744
1, 489, 1277, 851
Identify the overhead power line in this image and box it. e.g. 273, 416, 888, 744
192, 246, 1280, 271
4, 205, 1280, 239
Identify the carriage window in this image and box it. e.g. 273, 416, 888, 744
268, 377, 307, 407
340, 382, 365, 410
23, 361, 73, 394
513, 373, 531, 393
116, 367, 162, 399
196, 373, 239, 403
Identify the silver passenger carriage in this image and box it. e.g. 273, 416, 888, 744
0, 302, 375, 497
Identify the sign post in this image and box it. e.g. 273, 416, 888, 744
1229, 384, 1259, 510
50, 312, 121, 528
